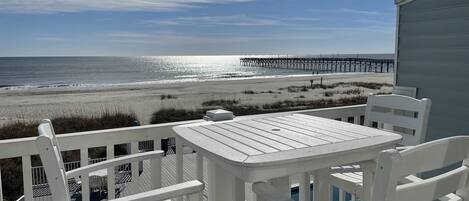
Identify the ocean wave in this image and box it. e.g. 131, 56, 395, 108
0, 72, 374, 91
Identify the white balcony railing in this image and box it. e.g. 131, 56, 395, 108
0, 105, 366, 201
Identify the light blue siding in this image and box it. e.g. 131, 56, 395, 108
396, 0, 469, 141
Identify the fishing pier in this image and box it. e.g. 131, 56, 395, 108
240, 57, 395, 73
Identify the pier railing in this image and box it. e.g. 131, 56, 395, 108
0, 105, 366, 201
240, 57, 395, 73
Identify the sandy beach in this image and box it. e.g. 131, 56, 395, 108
0, 73, 393, 125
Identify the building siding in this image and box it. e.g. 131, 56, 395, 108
396, 0, 469, 141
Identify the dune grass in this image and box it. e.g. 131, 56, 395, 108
150, 96, 367, 124
281, 82, 392, 92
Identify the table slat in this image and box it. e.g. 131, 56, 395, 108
239, 120, 331, 146
274, 116, 369, 139
293, 115, 384, 137
203, 125, 279, 154
178, 128, 248, 163
228, 122, 308, 149
215, 124, 293, 151
191, 127, 263, 156
262, 117, 360, 141
253, 119, 345, 143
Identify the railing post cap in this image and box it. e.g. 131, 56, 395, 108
204, 109, 235, 122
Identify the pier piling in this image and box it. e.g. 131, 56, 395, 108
240, 57, 394, 73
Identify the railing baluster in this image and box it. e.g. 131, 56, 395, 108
35, 167, 38, 185
354, 116, 360, 125
131, 142, 139, 194
196, 153, 203, 201
33, 168, 37, 185
154, 138, 162, 151
38, 168, 41, 184
150, 156, 162, 190
299, 172, 310, 201
339, 189, 345, 201
176, 138, 183, 183
176, 137, 184, 201
0, 166, 3, 201
34, 167, 37, 185
80, 148, 90, 201
22, 155, 33, 201
151, 138, 162, 190
107, 145, 116, 199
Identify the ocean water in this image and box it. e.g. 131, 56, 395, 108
0, 56, 305, 91
0, 55, 393, 91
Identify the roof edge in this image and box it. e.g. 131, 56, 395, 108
395, 0, 416, 6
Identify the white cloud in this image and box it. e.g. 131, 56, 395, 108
107, 31, 326, 45
356, 18, 392, 25
0, 0, 253, 13
34, 37, 67, 42
309, 8, 383, 15
338, 8, 380, 15
143, 15, 320, 27
144, 15, 279, 26
108, 32, 254, 45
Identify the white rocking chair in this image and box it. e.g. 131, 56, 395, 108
371, 136, 469, 201
35, 119, 204, 201
328, 94, 432, 201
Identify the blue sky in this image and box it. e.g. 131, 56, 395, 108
0, 0, 396, 56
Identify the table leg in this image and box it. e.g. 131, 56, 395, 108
299, 172, 311, 201
313, 168, 331, 201
362, 168, 373, 201
208, 160, 245, 201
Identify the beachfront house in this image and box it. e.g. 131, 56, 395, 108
2, 1, 469, 201
394, 0, 469, 142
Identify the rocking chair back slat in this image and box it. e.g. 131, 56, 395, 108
365, 94, 432, 146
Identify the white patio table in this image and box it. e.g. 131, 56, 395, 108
173, 114, 402, 201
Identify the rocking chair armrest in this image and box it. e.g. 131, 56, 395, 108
66, 150, 164, 179
112, 180, 204, 201
399, 175, 462, 201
